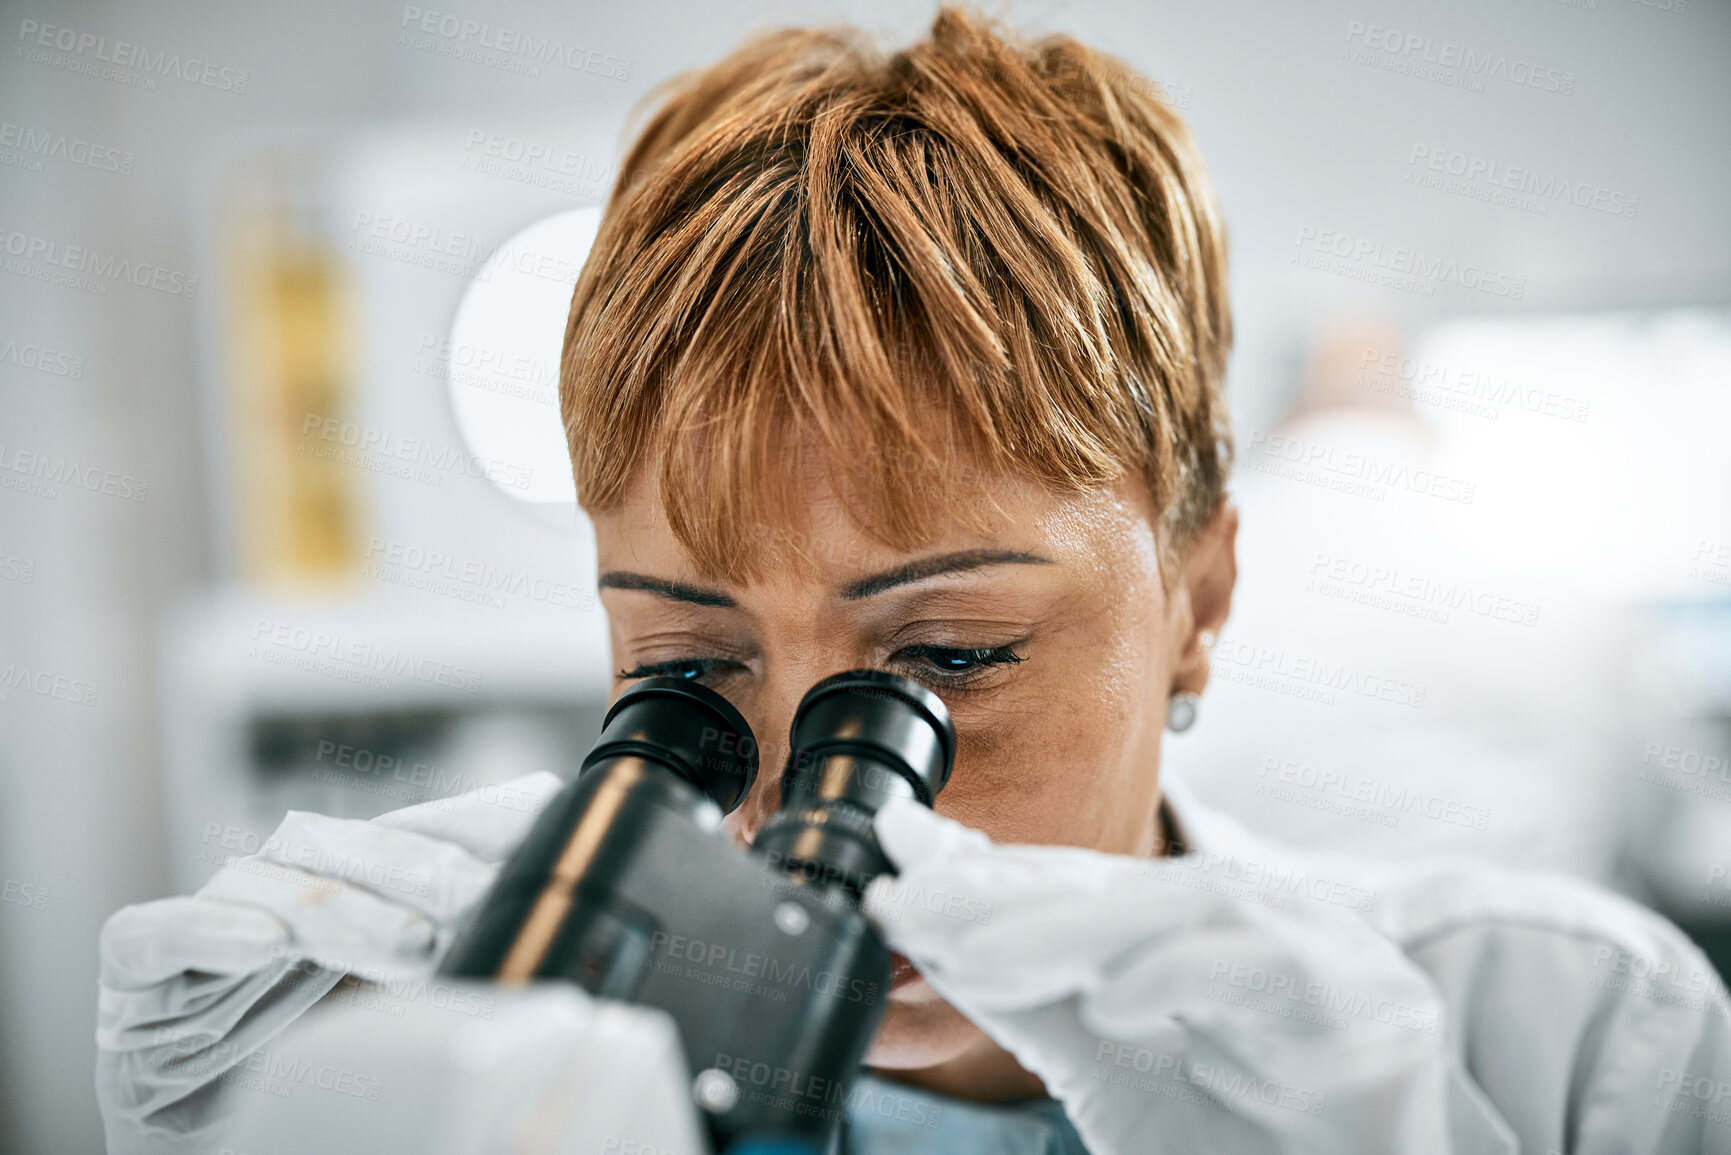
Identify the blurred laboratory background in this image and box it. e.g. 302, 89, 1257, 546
2, 0, 1729, 1150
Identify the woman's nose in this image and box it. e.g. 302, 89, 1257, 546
730, 735, 785, 845
725, 665, 853, 844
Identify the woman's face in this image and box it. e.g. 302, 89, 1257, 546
590, 450, 1237, 1082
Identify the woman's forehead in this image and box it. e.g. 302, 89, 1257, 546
592, 461, 1160, 591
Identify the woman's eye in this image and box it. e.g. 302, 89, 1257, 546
894, 644, 1025, 685
615, 657, 738, 682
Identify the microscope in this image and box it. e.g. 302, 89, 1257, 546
439, 669, 956, 1153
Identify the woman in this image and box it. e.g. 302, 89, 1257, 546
98, 9, 1729, 1153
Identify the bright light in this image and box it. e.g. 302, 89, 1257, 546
446, 206, 601, 505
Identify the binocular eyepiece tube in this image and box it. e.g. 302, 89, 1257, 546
571, 667, 953, 898
754, 669, 954, 897
574, 673, 762, 815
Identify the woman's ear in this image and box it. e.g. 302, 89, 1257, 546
1170, 500, 1239, 695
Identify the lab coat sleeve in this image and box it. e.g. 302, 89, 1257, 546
1643, 1001, 1731, 1153
1578, 977, 1731, 1155
1390, 869, 1731, 1155
94, 772, 564, 1155
866, 797, 1518, 1154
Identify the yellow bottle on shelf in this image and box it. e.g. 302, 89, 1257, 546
223, 160, 363, 590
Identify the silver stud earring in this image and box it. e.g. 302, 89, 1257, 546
1165, 691, 1200, 733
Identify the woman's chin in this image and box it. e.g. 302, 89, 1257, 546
864, 978, 984, 1070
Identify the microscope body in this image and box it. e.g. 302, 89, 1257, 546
446, 757, 889, 1142
442, 672, 954, 1153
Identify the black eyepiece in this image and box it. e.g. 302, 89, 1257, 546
584, 677, 758, 813
754, 669, 955, 897
790, 669, 954, 804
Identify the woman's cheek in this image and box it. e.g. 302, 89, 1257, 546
931, 719, 1022, 837
939, 690, 1147, 849
937, 736, 1078, 846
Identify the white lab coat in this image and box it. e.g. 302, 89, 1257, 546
1148, 773, 1731, 1153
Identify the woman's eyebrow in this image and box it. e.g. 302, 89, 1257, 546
597, 550, 1051, 607
840, 549, 1053, 600
597, 572, 736, 608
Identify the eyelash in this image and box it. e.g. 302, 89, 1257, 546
615, 644, 1026, 692
895, 644, 1025, 687
615, 657, 736, 682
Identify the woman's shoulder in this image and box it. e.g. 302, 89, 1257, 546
1167, 773, 1729, 1038
1364, 850, 1715, 986
1364, 854, 1731, 1148
1351, 848, 1731, 1121
1169, 771, 1717, 984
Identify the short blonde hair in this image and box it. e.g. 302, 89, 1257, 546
561, 6, 1232, 582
